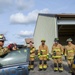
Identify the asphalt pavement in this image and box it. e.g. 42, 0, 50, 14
29, 59, 71, 75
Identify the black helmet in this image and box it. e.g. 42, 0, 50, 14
54, 38, 59, 42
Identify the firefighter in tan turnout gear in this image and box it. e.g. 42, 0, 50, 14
38, 39, 49, 70
0, 34, 10, 56
51, 38, 63, 72
28, 41, 36, 70
65, 38, 75, 73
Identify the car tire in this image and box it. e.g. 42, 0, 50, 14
72, 72, 75, 75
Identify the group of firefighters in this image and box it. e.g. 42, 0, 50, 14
0, 34, 75, 73
28, 37, 75, 73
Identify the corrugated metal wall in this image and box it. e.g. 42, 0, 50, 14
34, 15, 57, 52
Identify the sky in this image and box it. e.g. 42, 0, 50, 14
0, 0, 75, 46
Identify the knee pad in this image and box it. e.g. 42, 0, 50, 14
54, 63, 57, 67
68, 64, 71, 68
31, 61, 34, 65
58, 63, 62, 67
39, 60, 42, 64
44, 60, 47, 64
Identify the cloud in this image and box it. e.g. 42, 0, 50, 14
16, 0, 34, 10
0, 0, 34, 13
4, 36, 25, 46
10, 8, 50, 24
0, 31, 8, 35
18, 30, 33, 37
4, 41, 14, 46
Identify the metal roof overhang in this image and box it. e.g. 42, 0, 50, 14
39, 13, 75, 18
57, 20, 75, 25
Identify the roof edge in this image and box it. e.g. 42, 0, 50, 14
38, 13, 75, 18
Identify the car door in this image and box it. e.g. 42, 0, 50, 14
0, 47, 30, 75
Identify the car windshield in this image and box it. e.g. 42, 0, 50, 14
0, 47, 30, 67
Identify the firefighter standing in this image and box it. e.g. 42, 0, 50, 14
28, 41, 36, 70
38, 39, 49, 70
0, 34, 10, 56
65, 38, 75, 73
51, 38, 63, 72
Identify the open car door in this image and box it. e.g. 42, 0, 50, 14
0, 47, 30, 75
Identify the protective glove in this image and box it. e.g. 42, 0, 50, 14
47, 54, 49, 59
7, 44, 14, 51
30, 50, 33, 53
61, 52, 63, 55
38, 53, 40, 58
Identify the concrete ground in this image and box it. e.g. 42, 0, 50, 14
29, 59, 71, 75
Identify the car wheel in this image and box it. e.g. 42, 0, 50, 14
72, 72, 75, 75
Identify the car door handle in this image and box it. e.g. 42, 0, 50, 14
17, 66, 24, 70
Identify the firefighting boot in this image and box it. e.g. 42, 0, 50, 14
39, 60, 43, 71
43, 60, 47, 70
54, 63, 58, 72
58, 63, 63, 72
28, 61, 31, 70
68, 64, 72, 73
31, 61, 34, 70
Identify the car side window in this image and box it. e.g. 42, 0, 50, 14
0, 48, 30, 67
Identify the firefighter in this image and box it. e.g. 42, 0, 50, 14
65, 38, 75, 73
51, 38, 63, 72
28, 41, 36, 70
38, 39, 49, 70
0, 34, 10, 56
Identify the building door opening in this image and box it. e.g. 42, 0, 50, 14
58, 25, 75, 45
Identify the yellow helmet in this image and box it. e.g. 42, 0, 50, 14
66, 38, 72, 42
0, 34, 6, 41
41, 39, 46, 42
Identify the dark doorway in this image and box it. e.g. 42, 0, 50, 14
58, 25, 75, 45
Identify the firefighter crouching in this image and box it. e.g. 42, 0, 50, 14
0, 34, 10, 56
38, 39, 49, 70
28, 41, 36, 70
65, 38, 75, 73
51, 38, 63, 72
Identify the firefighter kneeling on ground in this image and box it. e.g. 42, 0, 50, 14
51, 38, 63, 72
38, 39, 49, 70
65, 38, 75, 73
28, 41, 36, 70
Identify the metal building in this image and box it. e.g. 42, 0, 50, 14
34, 13, 75, 52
